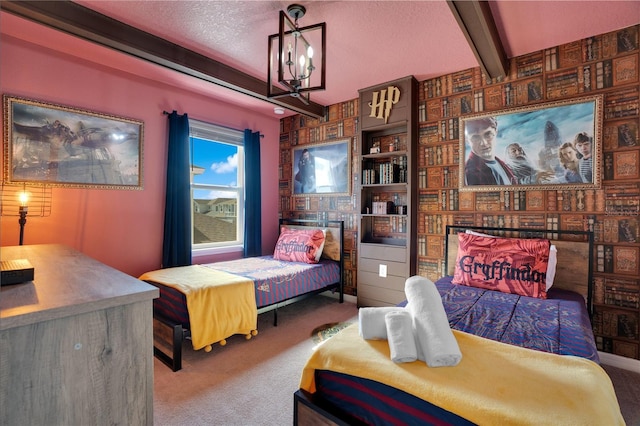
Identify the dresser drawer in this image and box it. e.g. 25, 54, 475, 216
359, 244, 406, 262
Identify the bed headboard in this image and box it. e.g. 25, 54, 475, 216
279, 218, 344, 301
445, 226, 594, 314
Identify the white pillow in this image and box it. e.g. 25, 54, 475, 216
464, 229, 557, 290
546, 245, 557, 291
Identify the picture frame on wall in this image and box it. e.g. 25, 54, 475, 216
292, 139, 351, 196
3, 95, 144, 189
459, 95, 602, 192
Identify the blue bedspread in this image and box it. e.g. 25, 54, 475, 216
401, 276, 599, 362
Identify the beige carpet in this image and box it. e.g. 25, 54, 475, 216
153, 295, 358, 425
154, 295, 640, 426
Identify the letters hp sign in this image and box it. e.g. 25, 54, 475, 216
368, 85, 400, 124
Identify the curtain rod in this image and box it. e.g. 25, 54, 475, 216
163, 110, 263, 138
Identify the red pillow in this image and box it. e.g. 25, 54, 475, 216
452, 232, 550, 299
273, 228, 325, 264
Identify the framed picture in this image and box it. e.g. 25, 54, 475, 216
3, 95, 143, 189
459, 95, 602, 192
292, 139, 351, 196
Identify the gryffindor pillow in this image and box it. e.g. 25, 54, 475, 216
273, 228, 325, 264
452, 232, 551, 299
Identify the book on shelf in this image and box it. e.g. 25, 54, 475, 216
514, 78, 544, 104
451, 69, 475, 94
418, 168, 427, 189
547, 190, 557, 211
613, 150, 640, 180
417, 260, 444, 282
604, 183, 640, 196
595, 336, 614, 354
513, 51, 544, 79
603, 277, 640, 309
427, 167, 442, 188
613, 340, 638, 359
599, 217, 638, 243
526, 190, 545, 211
604, 86, 639, 119
613, 246, 640, 276
558, 41, 582, 68
560, 214, 589, 236
593, 310, 638, 340
546, 68, 580, 99
418, 102, 427, 122
575, 190, 588, 211
418, 123, 439, 144
605, 195, 640, 215
480, 214, 504, 230
427, 99, 441, 122
595, 189, 606, 212
612, 54, 639, 87
453, 213, 476, 227
426, 236, 444, 258
458, 191, 475, 211
423, 213, 453, 235
518, 213, 546, 229
418, 235, 427, 256
604, 119, 638, 150
448, 189, 459, 211
483, 85, 503, 111
546, 214, 559, 239
544, 47, 559, 71
419, 191, 441, 212
473, 90, 484, 113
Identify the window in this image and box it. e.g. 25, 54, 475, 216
190, 119, 245, 252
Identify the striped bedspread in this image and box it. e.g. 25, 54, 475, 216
203, 256, 340, 307
143, 256, 340, 342
399, 276, 599, 362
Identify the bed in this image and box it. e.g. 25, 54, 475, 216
141, 219, 344, 371
294, 226, 625, 425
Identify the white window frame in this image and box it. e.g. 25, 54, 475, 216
189, 119, 245, 256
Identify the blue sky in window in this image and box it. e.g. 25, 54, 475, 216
191, 137, 239, 199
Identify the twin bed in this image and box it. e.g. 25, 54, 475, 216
140, 219, 344, 371
295, 226, 625, 425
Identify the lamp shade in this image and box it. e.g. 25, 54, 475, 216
0, 183, 52, 217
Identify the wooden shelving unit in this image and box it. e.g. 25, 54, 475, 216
357, 76, 418, 306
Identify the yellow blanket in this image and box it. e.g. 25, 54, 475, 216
140, 265, 257, 350
300, 324, 624, 426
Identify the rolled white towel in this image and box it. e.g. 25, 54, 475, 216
358, 307, 405, 340
385, 310, 418, 363
405, 275, 462, 367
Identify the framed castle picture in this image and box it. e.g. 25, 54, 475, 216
459, 95, 602, 192
3, 95, 143, 189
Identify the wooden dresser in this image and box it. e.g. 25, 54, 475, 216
0, 244, 159, 425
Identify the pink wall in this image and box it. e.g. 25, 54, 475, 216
0, 14, 281, 277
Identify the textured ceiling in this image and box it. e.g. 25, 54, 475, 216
4, 1, 639, 117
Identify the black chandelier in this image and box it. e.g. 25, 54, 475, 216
267, 4, 326, 105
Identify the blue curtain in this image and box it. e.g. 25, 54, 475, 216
162, 111, 192, 268
244, 129, 262, 257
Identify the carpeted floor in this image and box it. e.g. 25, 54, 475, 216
153, 295, 358, 425
153, 295, 640, 425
